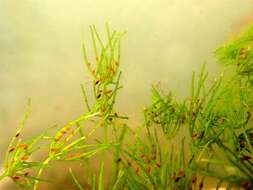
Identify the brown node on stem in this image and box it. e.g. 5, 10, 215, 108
192, 133, 198, 138
24, 172, 29, 177
54, 136, 61, 142
18, 144, 28, 149
199, 181, 204, 190
116, 157, 122, 163
242, 181, 250, 189
219, 117, 225, 124
192, 176, 197, 184
97, 93, 101, 99
240, 155, 251, 161
171, 175, 177, 181
180, 116, 186, 124
101, 106, 106, 113
111, 68, 116, 75
60, 127, 71, 134
95, 80, 100, 85
105, 89, 112, 94
21, 155, 29, 161
197, 97, 203, 103
67, 152, 82, 159
9, 147, 15, 153
127, 159, 132, 166
54, 132, 64, 142
50, 148, 60, 154
174, 176, 181, 183
135, 166, 139, 174
239, 48, 248, 60
178, 171, 185, 177
15, 132, 20, 138
13, 176, 21, 180
145, 166, 151, 173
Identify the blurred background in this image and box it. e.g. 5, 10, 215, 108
0, 0, 253, 163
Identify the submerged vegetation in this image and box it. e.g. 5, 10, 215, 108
1, 23, 253, 189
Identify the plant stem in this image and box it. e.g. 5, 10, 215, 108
33, 157, 51, 190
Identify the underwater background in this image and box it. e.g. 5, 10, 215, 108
1, 1, 253, 189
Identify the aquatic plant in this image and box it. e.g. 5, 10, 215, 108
1, 23, 253, 190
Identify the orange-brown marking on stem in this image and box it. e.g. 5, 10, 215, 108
21, 156, 29, 161
135, 167, 139, 174
242, 181, 250, 189
145, 166, 151, 173
105, 90, 112, 94
97, 93, 101, 99
9, 147, 15, 153
13, 176, 20, 180
60, 127, 71, 135
192, 176, 197, 184
171, 175, 177, 180
199, 180, 204, 189
95, 80, 100, 85
18, 144, 28, 149
67, 153, 82, 159
24, 172, 29, 177
178, 171, 185, 177
156, 163, 161, 168
240, 155, 251, 161
50, 148, 60, 154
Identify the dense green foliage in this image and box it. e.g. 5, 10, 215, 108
1, 23, 253, 190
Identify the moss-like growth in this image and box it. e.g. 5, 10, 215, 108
1, 23, 253, 189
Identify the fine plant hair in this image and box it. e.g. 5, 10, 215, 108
1, 23, 253, 190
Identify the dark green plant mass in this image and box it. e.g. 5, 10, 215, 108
1, 23, 253, 190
